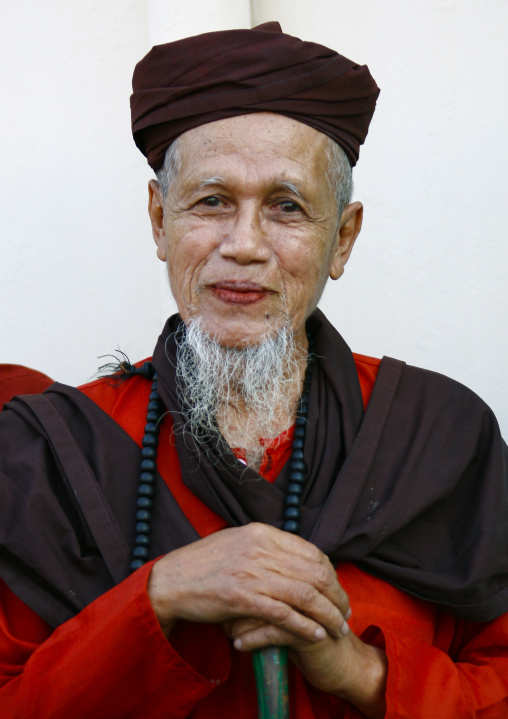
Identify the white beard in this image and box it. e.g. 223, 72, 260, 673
174, 318, 306, 470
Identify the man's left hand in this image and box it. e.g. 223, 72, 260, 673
224, 594, 388, 719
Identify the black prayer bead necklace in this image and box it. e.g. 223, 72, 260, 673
282, 333, 315, 534
129, 361, 164, 571
127, 336, 315, 572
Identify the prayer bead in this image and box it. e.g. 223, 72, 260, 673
140, 471, 155, 484
148, 400, 164, 412
138, 484, 154, 497
137, 496, 153, 509
135, 522, 150, 534
141, 361, 154, 379
287, 482, 303, 495
133, 546, 149, 559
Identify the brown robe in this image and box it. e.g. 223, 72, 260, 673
0, 310, 507, 628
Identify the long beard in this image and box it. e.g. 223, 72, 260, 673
174, 318, 306, 469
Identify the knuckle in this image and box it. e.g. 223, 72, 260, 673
295, 581, 317, 607
338, 589, 350, 610
247, 522, 266, 538
306, 545, 322, 565
245, 522, 269, 547
261, 624, 280, 643
272, 603, 291, 624
219, 579, 244, 607
312, 563, 331, 590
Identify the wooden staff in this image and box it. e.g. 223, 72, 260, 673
252, 646, 289, 718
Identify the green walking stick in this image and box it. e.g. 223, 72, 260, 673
252, 333, 316, 718
253, 646, 289, 719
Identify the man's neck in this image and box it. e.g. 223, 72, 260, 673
217, 357, 307, 472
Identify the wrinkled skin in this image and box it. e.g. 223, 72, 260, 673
148, 112, 362, 350
147, 114, 387, 718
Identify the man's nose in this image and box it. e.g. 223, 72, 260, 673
218, 204, 271, 265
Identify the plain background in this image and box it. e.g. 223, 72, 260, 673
1, 0, 507, 434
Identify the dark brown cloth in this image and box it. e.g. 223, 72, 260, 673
0, 310, 507, 629
131, 22, 380, 170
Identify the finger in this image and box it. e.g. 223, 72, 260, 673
304, 558, 351, 622
248, 526, 351, 617
224, 569, 349, 640
225, 617, 265, 638
245, 592, 329, 643
233, 623, 298, 651
218, 524, 351, 621
233, 621, 349, 652
267, 576, 349, 640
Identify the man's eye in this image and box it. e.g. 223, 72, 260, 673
200, 196, 222, 207
279, 200, 302, 213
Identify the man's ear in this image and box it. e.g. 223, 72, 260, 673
148, 179, 167, 262
329, 201, 363, 280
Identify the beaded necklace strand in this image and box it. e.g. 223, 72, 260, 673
124, 336, 315, 718
127, 334, 315, 570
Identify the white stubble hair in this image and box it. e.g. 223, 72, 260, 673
174, 317, 306, 468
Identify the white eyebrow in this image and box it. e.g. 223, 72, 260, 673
196, 177, 310, 208
198, 176, 226, 189
278, 181, 304, 201
197, 177, 304, 195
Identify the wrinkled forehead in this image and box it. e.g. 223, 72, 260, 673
175, 113, 331, 183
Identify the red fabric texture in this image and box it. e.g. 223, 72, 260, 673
1, 353, 508, 717
0, 365, 53, 409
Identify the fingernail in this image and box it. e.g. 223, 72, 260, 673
340, 621, 350, 637
344, 608, 352, 621
314, 626, 326, 640
234, 638, 243, 650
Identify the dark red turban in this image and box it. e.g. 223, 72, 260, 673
131, 22, 380, 171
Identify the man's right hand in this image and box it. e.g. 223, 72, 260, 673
146, 522, 350, 643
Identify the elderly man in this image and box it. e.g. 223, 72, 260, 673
1, 23, 508, 719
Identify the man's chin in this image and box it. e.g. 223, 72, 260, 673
186, 315, 287, 350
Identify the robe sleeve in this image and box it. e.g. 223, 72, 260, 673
2, 575, 508, 718
357, 617, 508, 718
333, 563, 508, 718
0, 562, 230, 719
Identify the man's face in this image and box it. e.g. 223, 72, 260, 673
149, 113, 360, 349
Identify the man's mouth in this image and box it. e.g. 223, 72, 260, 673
207, 282, 271, 305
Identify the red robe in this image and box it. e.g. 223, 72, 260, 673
0, 364, 53, 409
1, 354, 507, 718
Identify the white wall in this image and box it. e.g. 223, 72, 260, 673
2, 1, 507, 435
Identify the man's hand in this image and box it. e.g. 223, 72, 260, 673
147, 523, 349, 641
225, 617, 387, 719
147, 523, 387, 718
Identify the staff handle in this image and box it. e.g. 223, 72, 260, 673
252, 646, 289, 719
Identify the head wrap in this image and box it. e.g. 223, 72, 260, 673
131, 22, 380, 170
